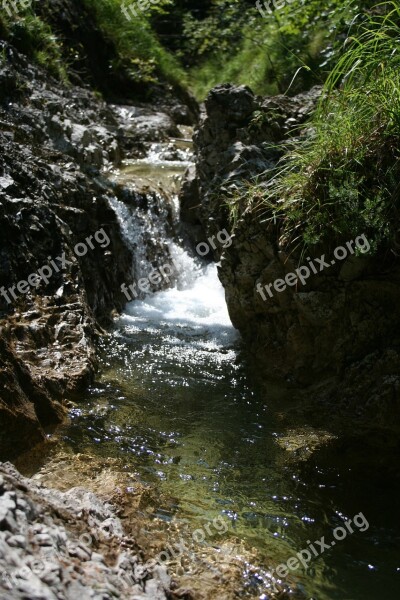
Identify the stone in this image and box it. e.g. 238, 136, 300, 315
181, 81, 400, 435
0, 463, 170, 600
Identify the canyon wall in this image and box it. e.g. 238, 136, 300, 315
182, 84, 400, 434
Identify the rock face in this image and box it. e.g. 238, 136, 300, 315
0, 39, 193, 460
183, 83, 400, 433
0, 42, 132, 459
181, 83, 319, 250
0, 462, 170, 599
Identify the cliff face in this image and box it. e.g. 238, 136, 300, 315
182, 84, 400, 433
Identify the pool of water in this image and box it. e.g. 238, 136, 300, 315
37, 134, 400, 599
108, 141, 193, 196
59, 260, 400, 599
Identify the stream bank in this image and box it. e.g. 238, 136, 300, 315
0, 38, 195, 460
181, 83, 400, 447
0, 461, 171, 600
0, 32, 203, 600
10, 119, 399, 600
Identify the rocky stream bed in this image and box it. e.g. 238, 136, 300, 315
0, 21, 400, 600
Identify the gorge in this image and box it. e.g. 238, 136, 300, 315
0, 1, 400, 599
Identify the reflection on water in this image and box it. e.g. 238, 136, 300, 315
62, 260, 400, 600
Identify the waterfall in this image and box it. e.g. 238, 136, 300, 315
107, 138, 237, 344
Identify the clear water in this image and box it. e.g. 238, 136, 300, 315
61, 260, 400, 599
58, 144, 400, 599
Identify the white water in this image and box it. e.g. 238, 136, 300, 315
108, 144, 238, 347
119, 253, 238, 349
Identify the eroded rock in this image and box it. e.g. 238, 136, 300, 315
0, 462, 170, 599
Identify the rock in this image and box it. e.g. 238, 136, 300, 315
0, 38, 172, 459
0, 462, 170, 599
183, 82, 400, 435
110, 105, 181, 156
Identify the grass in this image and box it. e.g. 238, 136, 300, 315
0, 6, 68, 82
0, 0, 185, 89
82, 0, 186, 87
231, 2, 400, 257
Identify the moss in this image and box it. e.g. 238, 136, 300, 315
1, 5, 68, 82
82, 0, 186, 88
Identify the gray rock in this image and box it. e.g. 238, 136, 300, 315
0, 463, 170, 600
182, 81, 400, 436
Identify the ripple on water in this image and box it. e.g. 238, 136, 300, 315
55, 254, 400, 599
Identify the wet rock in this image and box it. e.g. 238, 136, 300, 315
180, 164, 203, 248
0, 42, 135, 459
110, 105, 181, 153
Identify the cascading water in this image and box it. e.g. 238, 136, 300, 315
108, 149, 238, 367
107, 137, 195, 288
119, 260, 238, 347
57, 139, 399, 600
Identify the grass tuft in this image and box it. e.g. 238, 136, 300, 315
240, 1, 400, 256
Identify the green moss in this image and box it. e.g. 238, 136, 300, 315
82, 0, 186, 87
1, 6, 68, 82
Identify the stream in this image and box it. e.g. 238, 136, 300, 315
41, 137, 400, 599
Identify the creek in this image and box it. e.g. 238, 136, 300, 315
42, 135, 400, 599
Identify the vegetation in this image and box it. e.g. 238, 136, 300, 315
1, 0, 398, 256
0, 0, 382, 99
0, 4, 68, 81
183, 0, 363, 98
216, 2, 399, 259
256, 1, 400, 255
82, 0, 186, 86
0, 0, 185, 88
149, 0, 380, 99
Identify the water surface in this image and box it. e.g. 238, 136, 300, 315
58, 141, 400, 599
61, 259, 400, 599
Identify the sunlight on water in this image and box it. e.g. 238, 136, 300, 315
119, 261, 238, 347
62, 257, 400, 600
59, 148, 400, 600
